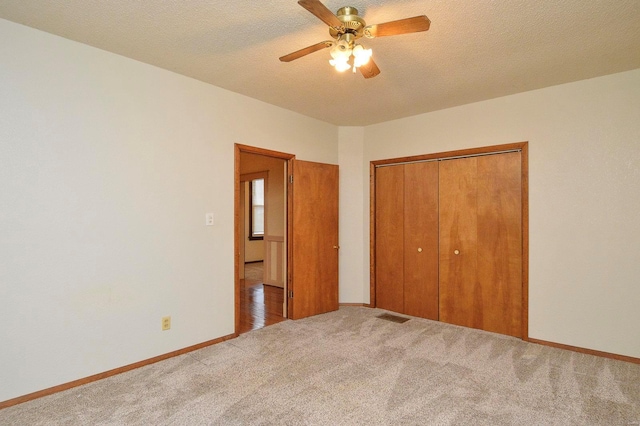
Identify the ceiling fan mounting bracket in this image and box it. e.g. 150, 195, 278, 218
329, 6, 366, 41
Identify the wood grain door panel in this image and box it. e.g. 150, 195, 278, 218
403, 162, 439, 320
375, 165, 404, 313
439, 157, 480, 329
290, 160, 339, 320
477, 152, 522, 337
372, 143, 527, 339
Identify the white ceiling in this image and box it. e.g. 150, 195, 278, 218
1, 0, 639, 126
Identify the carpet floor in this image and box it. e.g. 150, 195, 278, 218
2, 307, 639, 425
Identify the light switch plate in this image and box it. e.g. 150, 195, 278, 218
206, 213, 214, 226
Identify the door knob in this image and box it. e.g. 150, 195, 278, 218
417, 247, 423, 253
333, 245, 340, 249
454, 249, 460, 255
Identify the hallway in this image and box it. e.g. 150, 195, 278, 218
239, 262, 286, 333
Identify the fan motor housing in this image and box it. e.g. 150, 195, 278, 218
329, 6, 366, 40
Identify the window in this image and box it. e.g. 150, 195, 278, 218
249, 178, 264, 240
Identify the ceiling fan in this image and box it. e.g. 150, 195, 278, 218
279, 0, 431, 78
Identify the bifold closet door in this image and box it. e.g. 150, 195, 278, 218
375, 165, 404, 313
439, 152, 522, 337
403, 162, 439, 320
375, 162, 439, 320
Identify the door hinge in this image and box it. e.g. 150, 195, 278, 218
289, 175, 293, 184
288, 290, 293, 299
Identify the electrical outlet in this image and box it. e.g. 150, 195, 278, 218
205, 213, 214, 226
162, 316, 171, 331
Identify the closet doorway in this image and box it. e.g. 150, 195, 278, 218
370, 142, 529, 339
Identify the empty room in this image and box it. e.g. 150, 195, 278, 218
1, 0, 639, 424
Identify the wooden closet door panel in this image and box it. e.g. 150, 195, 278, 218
477, 152, 522, 337
404, 162, 439, 320
439, 157, 480, 329
375, 165, 404, 313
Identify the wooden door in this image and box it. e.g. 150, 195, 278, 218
439, 157, 479, 329
439, 153, 522, 337
375, 165, 404, 313
477, 152, 522, 336
375, 162, 439, 319
403, 162, 439, 320
289, 159, 339, 320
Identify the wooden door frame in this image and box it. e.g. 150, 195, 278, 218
235, 144, 294, 335
369, 142, 529, 340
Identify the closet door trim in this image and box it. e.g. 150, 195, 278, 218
370, 142, 529, 340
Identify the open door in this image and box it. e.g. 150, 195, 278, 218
289, 159, 339, 320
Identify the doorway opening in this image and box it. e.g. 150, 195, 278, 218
235, 144, 340, 334
235, 145, 294, 334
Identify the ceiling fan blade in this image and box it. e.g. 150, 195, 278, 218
359, 57, 381, 79
364, 15, 431, 38
298, 0, 344, 30
279, 41, 334, 62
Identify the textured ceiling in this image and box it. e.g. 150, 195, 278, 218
1, 0, 639, 126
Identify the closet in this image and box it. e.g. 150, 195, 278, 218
374, 146, 524, 338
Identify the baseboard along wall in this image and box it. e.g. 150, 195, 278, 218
0, 333, 236, 410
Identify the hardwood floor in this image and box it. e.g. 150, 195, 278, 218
239, 262, 286, 334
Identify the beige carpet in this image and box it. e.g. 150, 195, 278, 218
2, 307, 639, 425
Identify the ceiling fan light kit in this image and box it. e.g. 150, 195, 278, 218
328, 32, 372, 73
280, 0, 431, 78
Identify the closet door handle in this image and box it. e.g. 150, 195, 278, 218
417, 247, 423, 253
454, 249, 460, 255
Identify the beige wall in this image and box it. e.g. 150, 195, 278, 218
337, 69, 640, 359
0, 18, 336, 402
338, 127, 367, 303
